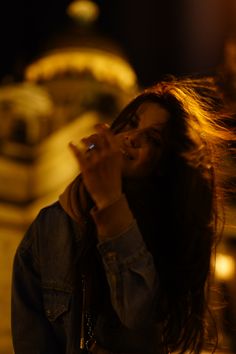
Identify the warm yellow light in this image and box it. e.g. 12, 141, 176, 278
215, 253, 235, 281
67, 0, 99, 22
0, 83, 53, 118
25, 49, 137, 91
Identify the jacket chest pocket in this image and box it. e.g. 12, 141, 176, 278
43, 288, 72, 323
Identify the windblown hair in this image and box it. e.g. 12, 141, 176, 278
111, 76, 236, 353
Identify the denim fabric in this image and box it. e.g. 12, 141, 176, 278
12, 202, 84, 354
97, 222, 159, 329
11, 202, 160, 354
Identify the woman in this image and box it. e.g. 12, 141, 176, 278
12, 76, 235, 354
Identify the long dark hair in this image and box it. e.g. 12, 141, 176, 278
110, 76, 236, 353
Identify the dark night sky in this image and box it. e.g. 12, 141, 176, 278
0, 0, 231, 86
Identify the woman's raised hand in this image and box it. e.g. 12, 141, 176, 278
69, 124, 123, 210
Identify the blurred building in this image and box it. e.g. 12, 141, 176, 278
0, 1, 137, 352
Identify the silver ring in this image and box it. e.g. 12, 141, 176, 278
87, 143, 96, 151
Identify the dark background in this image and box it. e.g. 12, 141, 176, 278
0, 0, 233, 87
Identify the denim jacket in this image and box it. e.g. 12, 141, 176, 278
11, 201, 160, 354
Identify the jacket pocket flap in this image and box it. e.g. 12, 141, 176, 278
43, 289, 71, 322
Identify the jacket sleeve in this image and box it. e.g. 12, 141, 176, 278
97, 221, 159, 329
11, 220, 61, 354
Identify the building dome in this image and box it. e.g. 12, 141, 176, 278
24, 1, 138, 133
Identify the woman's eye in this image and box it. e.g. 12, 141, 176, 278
127, 115, 139, 128
145, 131, 162, 146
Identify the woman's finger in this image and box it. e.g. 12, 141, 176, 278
69, 142, 86, 167
94, 124, 117, 150
81, 133, 106, 151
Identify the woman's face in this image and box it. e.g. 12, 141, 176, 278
115, 101, 170, 178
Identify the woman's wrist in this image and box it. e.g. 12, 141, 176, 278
90, 194, 134, 240
95, 193, 123, 210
